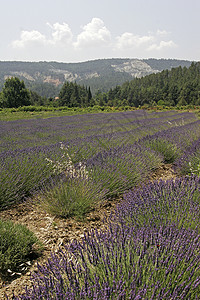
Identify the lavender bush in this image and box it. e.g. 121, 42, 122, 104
141, 138, 178, 163
12, 224, 200, 299
174, 137, 200, 176
39, 142, 106, 218
87, 144, 163, 198
0, 148, 53, 209
115, 176, 200, 231
139, 120, 200, 164
39, 177, 106, 218
12, 176, 200, 299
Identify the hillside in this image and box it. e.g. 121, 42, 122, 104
0, 58, 193, 97
105, 62, 200, 107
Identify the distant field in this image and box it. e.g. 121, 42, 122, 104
0, 106, 115, 121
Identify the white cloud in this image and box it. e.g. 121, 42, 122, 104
12, 22, 73, 49
115, 32, 154, 49
115, 30, 177, 55
47, 22, 73, 44
148, 40, 177, 51
74, 18, 111, 48
12, 30, 47, 48
156, 29, 169, 36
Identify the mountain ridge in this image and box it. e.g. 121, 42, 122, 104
0, 58, 193, 96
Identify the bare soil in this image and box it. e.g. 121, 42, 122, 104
0, 164, 176, 299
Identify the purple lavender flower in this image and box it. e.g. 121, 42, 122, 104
11, 176, 200, 299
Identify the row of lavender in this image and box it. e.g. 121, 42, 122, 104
0, 110, 199, 210
13, 176, 200, 299
0, 110, 194, 155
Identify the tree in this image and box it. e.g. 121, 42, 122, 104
58, 82, 73, 106
29, 90, 45, 106
1, 77, 30, 108
58, 81, 93, 107
70, 84, 80, 107
87, 86, 92, 105
0, 92, 3, 107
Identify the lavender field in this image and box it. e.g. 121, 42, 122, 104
1, 109, 200, 299
0, 110, 199, 210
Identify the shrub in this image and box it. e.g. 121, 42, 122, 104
143, 138, 178, 163
40, 142, 106, 218
39, 177, 105, 218
0, 219, 42, 277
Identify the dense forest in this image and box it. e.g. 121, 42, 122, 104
99, 62, 200, 107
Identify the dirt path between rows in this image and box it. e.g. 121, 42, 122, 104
0, 164, 176, 299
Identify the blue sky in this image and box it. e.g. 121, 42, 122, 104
0, 0, 200, 62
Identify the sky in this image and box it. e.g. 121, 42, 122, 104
0, 0, 200, 63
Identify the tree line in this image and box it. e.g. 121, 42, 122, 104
0, 62, 200, 109
0, 78, 94, 108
